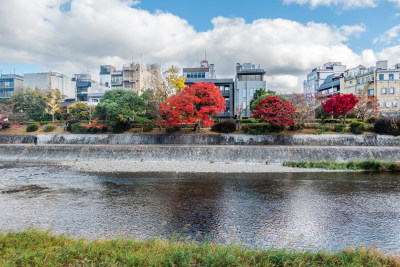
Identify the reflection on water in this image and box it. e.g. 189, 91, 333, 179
1, 163, 400, 253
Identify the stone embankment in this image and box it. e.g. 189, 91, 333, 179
0, 134, 399, 165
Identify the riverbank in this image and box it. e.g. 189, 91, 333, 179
0, 230, 398, 266
62, 161, 353, 173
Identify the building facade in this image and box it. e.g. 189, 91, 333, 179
318, 74, 342, 96
122, 63, 163, 94
23, 72, 76, 99
0, 74, 24, 99
111, 71, 123, 89
234, 63, 267, 118
184, 60, 234, 118
303, 62, 346, 97
73, 74, 106, 105
99, 65, 116, 88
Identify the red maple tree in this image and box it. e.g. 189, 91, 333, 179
251, 96, 295, 126
322, 94, 358, 122
158, 82, 226, 129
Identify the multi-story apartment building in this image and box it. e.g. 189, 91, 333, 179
184, 60, 233, 118
99, 65, 116, 88
234, 63, 266, 118
122, 63, 163, 94
72, 74, 106, 105
341, 60, 400, 114
0, 74, 24, 99
303, 62, 346, 97
318, 73, 342, 95
111, 70, 123, 89
23, 72, 76, 99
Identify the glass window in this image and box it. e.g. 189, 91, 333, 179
249, 88, 254, 98
368, 89, 374, 96
390, 88, 395, 94
382, 88, 387, 94
242, 101, 247, 109
379, 74, 384, 80
243, 88, 247, 98
389, 74, 394, 80
220, 86, 224, 92
362, 78, 365, 83
394, 102, 399, 108
225, 86, 230, 94
202, 72, 205, 78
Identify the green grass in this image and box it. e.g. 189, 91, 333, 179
283, 160, 400, 171
0, 229, 399, 266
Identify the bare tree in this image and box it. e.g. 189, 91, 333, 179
234, 104, 245, 129
355, 95, 379, 121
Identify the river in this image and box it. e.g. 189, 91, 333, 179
1, 162, 400, 253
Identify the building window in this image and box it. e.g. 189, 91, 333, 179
394, 102, 399, 108
249, 88, 254, 98
362, 77, 365, 84
243, 88, 247, 98
379, 74, 384, 80
382, 88, 387, 94
389, 74, 394, 80
367, 76, 370, 82
242, 101, 247, 109
368, 89, 374, 96
357, 79, 360, 85
390, 87, 395, 94
350, 81, 353, 84
92, 99, 99, 103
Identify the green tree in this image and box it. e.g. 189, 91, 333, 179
68, 102, 95, 120
11, 88, 49, 121
250, 89, 286, 112
94, 89, 146, 124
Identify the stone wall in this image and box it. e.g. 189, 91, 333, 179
0, 144, 399, 163
0, 134, 400, 146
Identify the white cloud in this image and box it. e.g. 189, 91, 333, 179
283, 0, 400, 9
0, 0, 389, 93
373, 25, 400, 44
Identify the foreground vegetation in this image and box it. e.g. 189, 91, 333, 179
284, 160, 400, 171
0, 230, 399, 266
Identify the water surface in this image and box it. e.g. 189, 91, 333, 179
1, 162, 400, 253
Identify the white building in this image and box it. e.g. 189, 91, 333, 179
23, 72, 76, 99
99, 65, 116, 88
234, 63, 267, 118
303, 62, 346, 97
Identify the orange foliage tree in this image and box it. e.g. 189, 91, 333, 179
158, 82, 226, 130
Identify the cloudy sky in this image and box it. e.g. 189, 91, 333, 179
2, 0, 400, 93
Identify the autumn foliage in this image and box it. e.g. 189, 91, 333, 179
322, 94, 358, 120
158, 82, 226, 128
251, 96, 295, 126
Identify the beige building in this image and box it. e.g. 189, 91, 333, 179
122, 63, 163, 95
341, 61, 400, 114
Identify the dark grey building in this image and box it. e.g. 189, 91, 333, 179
318, 73, 342, 96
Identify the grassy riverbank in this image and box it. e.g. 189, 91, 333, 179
284, 160, 400, 171
0, 230, 399, 266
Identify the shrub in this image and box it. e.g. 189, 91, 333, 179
71, 123, 86, 134
333, 124, 347, 133
43, 124, 57, 132
211, 119, 236, 133
113, 122, 131, 134
240, 118, 259, 124
349, 122, 366, 135
66, 120, 80, 132
366, 117, 378, 124
374, 118, 400, 136
243, 123, 284, 135
166, 126, 180, 134
26, 123, 39, 132
133, 116, 150, 124
0, 121, 10, 130
289, 123, 303, 131
143, 125, 154, 132
316, 125, 332, 134
303, 123, 319, 129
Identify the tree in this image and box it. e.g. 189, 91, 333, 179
46, 89, 65, 122
322, 94, 358, 123
355, 95, 379, 122
234, 104, 245, 129
251, 96, 295, 126
158, 82, 226, 130
11, 88, 49, 121
163, 66, 186, 95
94, 89, 146, 124
68, 102, 95, 120
251, 89, 286, 111
290, 93, 317, 122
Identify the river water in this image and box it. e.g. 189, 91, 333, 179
1, 162, 400, 253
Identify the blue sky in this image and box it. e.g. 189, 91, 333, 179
1, 0, 400, 92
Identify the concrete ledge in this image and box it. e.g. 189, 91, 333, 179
1, 144, 399, 163
0, 134, 400, 146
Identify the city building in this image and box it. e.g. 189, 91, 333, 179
183, 60, 216, 80
99, 65, 116, 88
72, 74, 106, 105
23, 72, 76, 99
341, 60, 400, 114
111, 70, 123, 89
234, 63, 267, 118
0, 74, 24, 99
318, 73, 343, 96
122, 63, 163, 94
303, 62, 346, 97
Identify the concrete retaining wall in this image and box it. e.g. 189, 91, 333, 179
0, 134, 400, 146
1, 144, 399, 163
